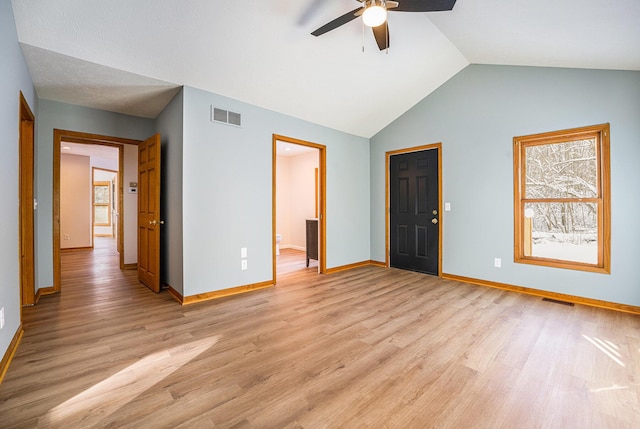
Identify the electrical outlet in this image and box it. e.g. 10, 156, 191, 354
64, 234, 70, 240
494, 258, 501, 268
241, 260, 247, 270
0, 307, 4, 330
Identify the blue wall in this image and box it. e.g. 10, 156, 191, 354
371, 64, 640, 306
155, 89, 184, 294
182, 86, 371, 296
0, 0, 36, 369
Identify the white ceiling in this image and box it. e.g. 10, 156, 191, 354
276, 140, 317, 157
11, 0, 640, 138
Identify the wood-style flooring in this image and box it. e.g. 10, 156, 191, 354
1, 238, 640, 428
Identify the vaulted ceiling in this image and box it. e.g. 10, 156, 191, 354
11, 0, 640, 138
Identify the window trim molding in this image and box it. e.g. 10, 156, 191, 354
93, 180, 112, 227
513, 123, 610, 274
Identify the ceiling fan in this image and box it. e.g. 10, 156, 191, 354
311, 0, 457, 50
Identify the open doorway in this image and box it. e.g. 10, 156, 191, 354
53, 130, 142, 293
92, 167, 118, 244
59, 143, 120, 280
272, 135, 326, 283
59, 146, 119, 249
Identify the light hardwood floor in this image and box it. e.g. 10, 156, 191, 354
277, 248, 318, 276
1, 239, 639, 428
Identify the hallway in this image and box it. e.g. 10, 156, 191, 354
60, 236, 138, 293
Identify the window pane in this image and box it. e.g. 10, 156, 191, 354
525, 139, 597, 199
524, 202, 597, 264
94, 205, 109, 225
94, 185, 110, 204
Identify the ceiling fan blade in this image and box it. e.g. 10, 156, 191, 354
372, 21, 390, 51
311, 7, 363, 36
393, 0, 456, 12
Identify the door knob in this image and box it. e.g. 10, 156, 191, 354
149, 220, 157, 225
431, 218, 438, 224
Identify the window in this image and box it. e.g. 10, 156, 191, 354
93, 181, 111, 226
513, 124, 610, 273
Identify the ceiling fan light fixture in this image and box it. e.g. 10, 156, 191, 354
362, 3, 387, 27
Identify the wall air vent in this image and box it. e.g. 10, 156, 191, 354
228, 111, 241, 126
211, 106, 242, 127
213, 107, 227, 123
542, 297, 575, 307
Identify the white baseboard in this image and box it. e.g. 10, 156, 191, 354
280, 244, 305, 251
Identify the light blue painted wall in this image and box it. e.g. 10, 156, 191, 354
35, 100, 155, 290
155, 88, 184, 294
0, 0, 36, 365
182, 86, 370, 296
371, 64, 640, 306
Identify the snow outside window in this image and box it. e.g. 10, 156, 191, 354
513, 124, 610, 274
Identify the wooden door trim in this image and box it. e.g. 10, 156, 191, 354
385, 143, 443, 275
19, 92, 35, 309
53, 129, 141, 292
272, 134, 327, 284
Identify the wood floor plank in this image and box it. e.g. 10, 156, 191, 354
1, 241, 640, 428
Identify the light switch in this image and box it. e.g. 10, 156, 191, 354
241, 248, 247, 258
445, 202, 451, 211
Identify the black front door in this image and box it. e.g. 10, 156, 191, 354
390, 149, 439, 275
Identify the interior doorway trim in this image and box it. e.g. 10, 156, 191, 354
272, 134, 327, 283
19, 92, 35, 308
53, 129, 142, 293
91, 167, 118, 240
385, 143, 443, 275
